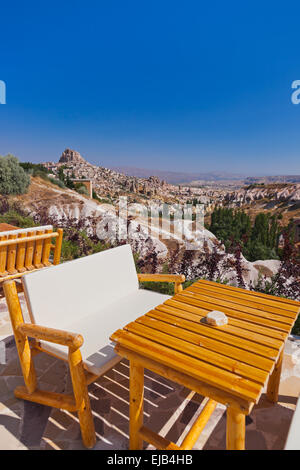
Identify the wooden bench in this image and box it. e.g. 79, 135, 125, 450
0, 225, 63, 284
3, 244, 185, 448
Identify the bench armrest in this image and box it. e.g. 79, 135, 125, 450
137, 273, 185, 283
138, 273, 185, 293
17, 323, 83, 349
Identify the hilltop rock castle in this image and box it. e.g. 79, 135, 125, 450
59, 148, 87, 164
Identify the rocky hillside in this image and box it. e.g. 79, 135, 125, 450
6, 176, 284, 289
189, 183, 300, 226
41, 149, 300, 227
221, 183, 300, 227
225, 183, 300, 206
43, 148, 179, 202
9, 176, 213, 259
11, 148, 299, 292
245, 175, 300, 184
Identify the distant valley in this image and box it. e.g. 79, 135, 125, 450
112, 165, 245, 185
1, 147, 298, 294
112, 165, 300, 186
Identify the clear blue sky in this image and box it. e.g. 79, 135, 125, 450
1, 1, 300, 175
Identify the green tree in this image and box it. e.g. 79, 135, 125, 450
0, 155, 30, 195
251, 213, 269, 246
75, 183, 89, 196
209, 207, 251, 249
20, 162, 48, 175
209, 207, 281, 262
58, 167, 65, 183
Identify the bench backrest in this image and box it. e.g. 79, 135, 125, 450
22, 244, 139, 329
0, 225, 63, 281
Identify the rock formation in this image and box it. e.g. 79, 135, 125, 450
59, 148, 86, 164
43, 150, 179, 203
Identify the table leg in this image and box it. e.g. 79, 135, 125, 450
267, 349, 283, 403
226, 407, 245, 450
129, 360, 144, 450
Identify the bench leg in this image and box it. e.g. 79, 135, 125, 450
226, 407, 245, 450
69, 348, 96, 449
129, 360, 144, 450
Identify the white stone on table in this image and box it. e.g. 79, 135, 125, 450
205, 310, 228, 326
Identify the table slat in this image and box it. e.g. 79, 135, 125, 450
110, 329, 262, 403
197, 279, 300, 307
156, 304, 284, 350
176, 292, 293, 330
165, 298, 287, 340
144, 310, 274, 371
146, 309, 279, 361
128, 318, 269, 384
187, 284, 298, 318
111, 279, 300, 411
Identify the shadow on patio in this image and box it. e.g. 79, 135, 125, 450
0, 338, 297, 450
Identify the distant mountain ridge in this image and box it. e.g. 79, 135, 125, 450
111, 166, 245, 184
112, 166, 300, 185
245, 175, 300, 184
45, 148, 300, 186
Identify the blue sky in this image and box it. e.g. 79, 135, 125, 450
0, 1, 300, 175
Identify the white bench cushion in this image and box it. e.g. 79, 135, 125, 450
22, 244, 171, 375
36, 289, 170, 375
285, 395, 300, 449
23, 244, 139, 329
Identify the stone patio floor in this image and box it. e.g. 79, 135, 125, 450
1, 293, 300, 450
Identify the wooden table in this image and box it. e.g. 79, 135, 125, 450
110, 279, 300, 450
0, 223, 18, 232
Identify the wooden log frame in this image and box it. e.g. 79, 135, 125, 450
137, 398, 218, 451
52, 228, 63, 266
137, 273, 185, 294
0, 234, 8, 276
7, 297, 220, 453
4, 274, 295, 450
266, 348, 284, 403
0, 228, 63, 284
24, 230, 36, 271
15, 233, 27, 273
7, 233, 18, 275
110, 278, 300, 450
116, 344, 253, 451
3, 271, 186, 450
3, 279, 96, 449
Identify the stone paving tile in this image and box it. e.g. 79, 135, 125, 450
19, 401, 52, 447
0, 409, 27, 450
0, 347, 298, 450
